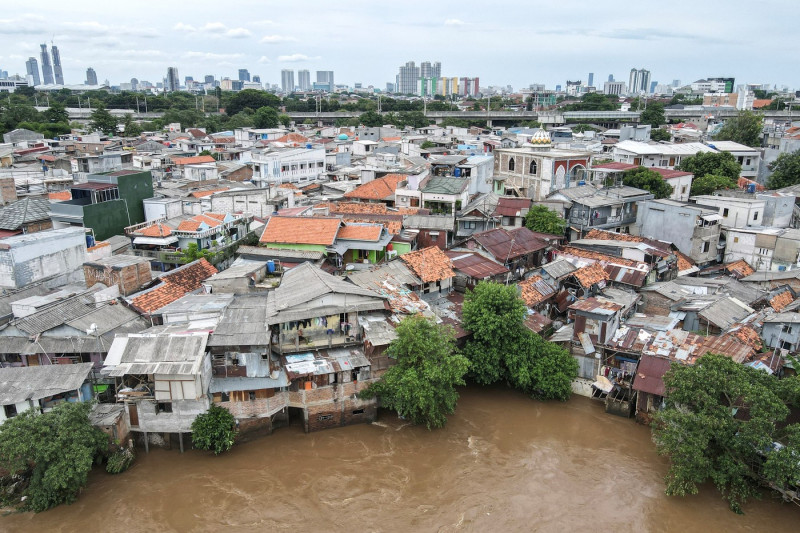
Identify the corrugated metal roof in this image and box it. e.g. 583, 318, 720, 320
208, 294, 270, 347
105, 333, 208, 377
0, 363, 94, 405
541, 259, 577, 280
631, 354, 671, 397
445, 251, 508, 280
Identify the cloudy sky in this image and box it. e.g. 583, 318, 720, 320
0, 0, 797, 91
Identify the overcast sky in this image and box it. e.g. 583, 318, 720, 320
0, 0, 797, 91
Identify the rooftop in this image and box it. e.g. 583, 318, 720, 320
400, 246, 455, 283
259, 216, 340, 246
344, 174, 407, 201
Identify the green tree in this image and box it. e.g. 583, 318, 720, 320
279, 113, 292, 127
714, 110, 763, 148
622, 166, 674, 199
253, 106, 279, 128
650, 128, 671, 142
43, 102, 69, 124
765, 150, 800, 190
360, 315, 469, 429
191, 405, 236, 455
0, 402, 108, 512
562, 93, 619, 112
88, 104, 117, 136
181, 242, 215, 262
653, 353, 800, 513
226, 89, 280, 116
225, 111, 255, 129
358, 110, 384, 127
690, 173, 739, 196
420, 140, 435, 149
677, 151, 742, 182
525, 205, 566, 235
461, 282, 577, 400
121, 114, 142, 137
640, 101, 666, 128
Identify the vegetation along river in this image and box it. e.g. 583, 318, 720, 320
4, 387, 799, 532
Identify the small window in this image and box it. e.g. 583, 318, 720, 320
529, 160, 537, 174
221, 392, 230, 402
733, 237, 739, 243
723, 208, 729, 217
681, 185, 687, 194
508, 157, 515, 172
702, 242, 710, 253
248, 391, 256, 401
157, 402, 173, 414
352, 409, 365, 415
4, 404, 17, 419
318, 414, 333, 421
753, 211, 759, 221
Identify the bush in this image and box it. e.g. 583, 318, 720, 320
106, 447, 135, 474
191, 405, 236, 455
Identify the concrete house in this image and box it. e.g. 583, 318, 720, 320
462, 227, 550, 280
0, 363, 94, 424
549, 185, 654, 240
0, 197, 53, 237
250, 146, 326, 186
455, 192, 500, 239
591, 162, 694, 202
723, 227, 800, 272
569, 297, 623, 346
761, 313, 800, 351
707, 140, 761, 179
0, 227, 88, 289
635, 199, 722, 266
689, 194, 794, 230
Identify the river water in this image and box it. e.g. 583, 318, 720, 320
4, 387, 799, 532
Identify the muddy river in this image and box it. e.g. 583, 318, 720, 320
4, 387, 799, 532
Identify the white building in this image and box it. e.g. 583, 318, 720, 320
723, 227, 800, 272
0, 227, 87, 289
707, 140, 761, 179
251, 146, 326, 186
690, 193, 794, 229
613, 140, 716, 169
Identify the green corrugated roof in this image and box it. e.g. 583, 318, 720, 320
421, 177, 468, 195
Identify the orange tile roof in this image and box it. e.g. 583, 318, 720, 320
259, 216, 340, 246
337, 224, 383, 241
341, 215, 402, 236
176, 213, 224, 232
329, 202, 388, 214
172, 155, 216, 165
135, 223, 172, 237
203, 212, 227, 221
561, 246, 639, 267
752, 99, 773, 109
572, 263, 610, 288
275, 133, 310, 144
584, 229, 671, 254
48, 190, 71, 201
770, 291, 794, 312
344, 174, 406, 201
675, 251, 695, 272
190, 187, 229, 198
382, 136, 402, 142
738, 177, 765, 191
131, 259, 218, 313
519, 275, 556, 307
725, 259, 755, 279
400, 246, 455, 283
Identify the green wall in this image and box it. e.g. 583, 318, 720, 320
260, 242, 328, 253
82, 170, 154, 241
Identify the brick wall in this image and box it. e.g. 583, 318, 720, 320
286, 379, 379, 432
640, 292, 673, 316
0, 177, 16, 204
84, 261, 152, 296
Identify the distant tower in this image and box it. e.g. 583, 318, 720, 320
166, 67, 179, 92
51, 45, 64, 85
588, 73, 594, 87
130, 78, 139, 91
40, 44, 54, 85
298, 69, 310, 91
252, 75, 261, 83
26, 57, 41, 86
432, 61, 441, 79
281, 69, 295, 92
238, 69, 250, 82
85, 67, 97, 85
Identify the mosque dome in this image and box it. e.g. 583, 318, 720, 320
530, 129, 551, 145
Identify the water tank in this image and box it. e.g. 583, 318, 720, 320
337, 133, 349, 140
578, 180, 586, 186
85, 234, 95, 248
747, 183, 756, 193
266, 260, 276, 274
454, 168, 462, 177
306, 143, 312, 149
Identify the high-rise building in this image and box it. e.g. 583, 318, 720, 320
608, 74, 614, 82
628, 68, 651, 94
25, 57, 40, 86
603, 81, 625, 95
131, 78, 139, 91
204, 74, 215, 85
238, 69, 250, 82
166, 67, 180, 92
420, 61, 432, 79
281, 69, 294, 93
396, 61, 419, 94
40, 44, 54, 85
672, 79, 681, 88
51, 45, 64, 85
588, 73, 594, 88
85, 67, 97, 85
298, 69, 311, 91
252, 75, 261, 83
315, 71, 334, 91
649, 81, 658, 94
432, 61, 441, 79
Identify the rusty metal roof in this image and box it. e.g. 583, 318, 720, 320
569, 297, 623, 315
470, 227, 548, 261
445, 251, 508, 280
631, 354, 672, 397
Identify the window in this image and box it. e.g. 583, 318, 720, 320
352, 409, 365, 415
681, 185, 687, 194
733, 237, 739, 243
429, 231, 439, 241
782, 325, 793, 334
221, 392, 230, 402
723, 208, 729, 217
318, 414, 333, 421
529, 160, 537, 174
702, 241, 710, 253
464, 221, 477, 229
508, 157, 515, 171
753, 211, 759, 221
248, 391, 256, 401
746, 158, 752, 166
156, 402, 173, 414
4, 404, 17, 419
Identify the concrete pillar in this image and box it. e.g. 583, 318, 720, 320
486, 119, 493, 128
143, 431, 149, 453
179, 432, 184, 453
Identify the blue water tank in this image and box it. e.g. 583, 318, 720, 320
266, 260, 276, 274
578, 180, 586, 186
85, 235, 95, 248
306, 143, 312, 149
454, 168, 462, 177
747, 183, 756, 193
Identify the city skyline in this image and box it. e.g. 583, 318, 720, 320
0, 0, 798, 91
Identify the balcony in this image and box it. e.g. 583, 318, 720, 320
274, 330, 361, 354
129, 239, 246, 266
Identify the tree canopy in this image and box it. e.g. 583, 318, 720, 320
622, 166, 674, 199
525, 205, 566, 235
653, 353, 800, 513
360, 315, 469, 429
640, 101, 666, 128
561, 93, 619, 112
714, 111, 763, 148
462, 282, 577, 400
677, 151, 742, 182
0, 402, 108, 512
254, 106, 280, 128
765, 150, 800, 190
650, 128, 671, 142
690, 173, 739, 196
88, 104, 118, 136
226, 89, 281, 117
191, 404, 236, 455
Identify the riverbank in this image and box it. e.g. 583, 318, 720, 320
3, 387, 799, 532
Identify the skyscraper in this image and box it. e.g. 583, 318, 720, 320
40, 44, 54, 85
238, 69, 250, 82
204, 74, 215, 85
166, 67, 180, 92
298, 69, 310, 91
432, 61, 441, 79
420, 61, 432, 79
628, 68, 651, 94
25, 57, 40, 86
396, 61, 419, 95
315, 71, 334, 91
588, 73, 594, 87
85, 67, 97, 85
51, 45, 64, 85
281, 69, 295, 93
608, 74, 614, 82
252, 75, 261, 83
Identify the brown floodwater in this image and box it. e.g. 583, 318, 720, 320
3, 387, 799, 532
